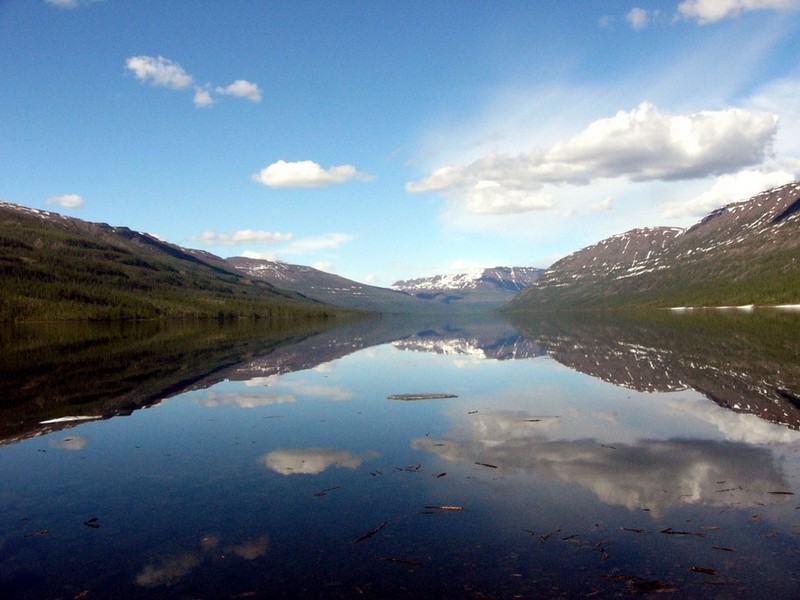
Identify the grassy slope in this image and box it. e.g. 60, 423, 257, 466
0, 205, 354, 322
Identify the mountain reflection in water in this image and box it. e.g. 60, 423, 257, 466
2, 311, 800, 599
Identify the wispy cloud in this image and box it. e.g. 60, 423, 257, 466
660, 168, 796, 218
190, 229, 293, 247
283, 233, 353, 254
125, 55, 261, 108
678, 0, 800, 24
626, 7, 650, 30
46, 194, 85, 208
252, 160, 369, 188
407, 102, 778, 215
44, 0, 103, 8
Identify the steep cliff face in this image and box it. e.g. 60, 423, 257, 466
507, 181, 800, 310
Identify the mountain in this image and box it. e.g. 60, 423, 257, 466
393, 267, 545, 308
506, 181, 800, 311
510, 310, 800, 430
226, 257, 442, 313
0, 202, 350, 321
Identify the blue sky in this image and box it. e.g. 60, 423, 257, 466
2, 0, 799, 286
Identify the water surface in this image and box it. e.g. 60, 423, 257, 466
2, 312, 800, 598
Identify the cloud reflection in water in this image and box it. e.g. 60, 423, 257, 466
259, 448, 372, 475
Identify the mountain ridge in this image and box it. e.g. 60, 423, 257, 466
0, 201, 345, 321
506, 181, 800, 311
393, 266, 545, 307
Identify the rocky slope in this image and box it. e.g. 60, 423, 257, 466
507, 181, 800, 311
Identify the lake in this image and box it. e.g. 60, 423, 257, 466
2, 311, 800, 599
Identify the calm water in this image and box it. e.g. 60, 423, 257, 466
2, 312, 800, 599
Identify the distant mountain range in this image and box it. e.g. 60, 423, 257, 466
392, 267, 544, 308
507, 181, 800, 311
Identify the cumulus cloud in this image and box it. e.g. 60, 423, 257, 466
125, 55, 262, 108
252, 160, 368, 188
216, 80, 262, 103
193, 88, 214, 108
414, 435, 786, 517
626, 7, 649, 29
678, 0, 800, 23
46, 194, 85, 208
126, 55, 194, 90
407, 102, 778, 215
259, 448, 367, 475
190, 229, 293, 247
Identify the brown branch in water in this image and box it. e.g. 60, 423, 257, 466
353, 521, 387, 543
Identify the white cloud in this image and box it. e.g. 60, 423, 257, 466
125, 56, 262, 108
678, 0, 800, 23
660, 168, 796, 218
216, 80, 262, 103
48, 435, 88, 450
44, 0, 103, 8
193, 391, 296, 408
125, 55, 194, 90
407, 102, 778, 216
258, 448, 366, 475
190, 229, 293, 247
240, 250, 279, 260
284, 233, 353, 254
135, 553, 200, 588
193, 88, 214, 107
590, 197, 614, 212
626, 7, 649, 29
312, 261, 334, 272
46, 194, 84, 208
252, 160, 367, 188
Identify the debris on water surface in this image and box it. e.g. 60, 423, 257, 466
381, 557, 426, 568
474, 462, 498, 469
387, 393, 458, 400
435, 472, 447, 478
83, 517, 100, 528
690, 566, 718, 576
659, 527, 705, 537
313, 486, 340, 497
425, 505, 463, 511
23, 529, 49, 538
353, 521, 386, 543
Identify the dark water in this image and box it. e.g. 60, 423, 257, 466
2, 311, 800, 599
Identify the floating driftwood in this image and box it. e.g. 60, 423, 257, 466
387, 393, 458, 401
353, 521, 386, 543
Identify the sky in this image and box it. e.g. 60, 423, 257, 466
2, 0, 799, 286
